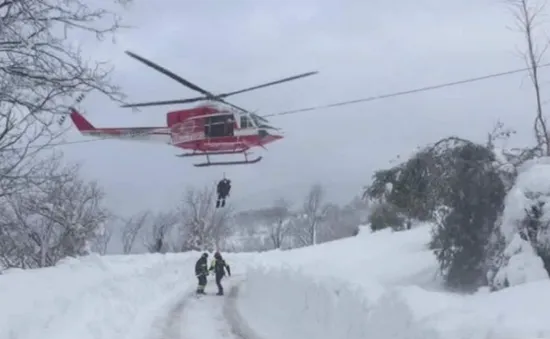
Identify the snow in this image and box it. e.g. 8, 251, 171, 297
0, 253, 197, 339
491, 156, 550, 288
500, 157, 550, 241
2, 221, 550, 339
492, 233, 549, 288
236, 224, 550, 339
179, 289, 238, 338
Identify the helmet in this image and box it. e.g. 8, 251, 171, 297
214, 251, 221, 259
201, 252, 208, 258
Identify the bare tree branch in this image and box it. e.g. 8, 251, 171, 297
0, 0, 130, 197
178, 186, 232, 252
91, 216, 115, 255
506, 0, 550, 154
144, 210, 179, 253
121, 211, 148, 254
289, 183, 327, 247
267, 198, 291, 249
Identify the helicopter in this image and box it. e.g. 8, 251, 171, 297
69, 51, 318, 167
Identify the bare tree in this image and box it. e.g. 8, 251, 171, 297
0, 152, 108, 268
266, 198, 291, 249
316, 202, 341, 242
92, 219, 115, 255
178, 186, 232, 252
305, 183, 326, 245
0, 0, 129, 197
507, 0, 550, 154
291, 184, 326, 246
144, 210, 179, 253
121, 211, 149, 254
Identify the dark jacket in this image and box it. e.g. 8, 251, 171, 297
195, 255, 208, 277
217, 179, 231, 196
209, 254, 231, 278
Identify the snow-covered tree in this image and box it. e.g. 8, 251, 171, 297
264, 198, 291, 249
91, 220, 115, 255
429, 142, 507, 291
0, 0, 129, 197
368, 201, 406, 232
365, 136, 508, 291
291, 183, 326, 246
120, 212, 149, 254
144, 210, 179, 253
178, 186, 232, 252
0, 152, 108, 268
488, 157, 550, 290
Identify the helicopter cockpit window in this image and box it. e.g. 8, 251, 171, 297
250, 113, 267, 128
205, 114, 234, 138
240, 115, 254, 129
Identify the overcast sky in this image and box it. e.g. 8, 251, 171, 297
59, 0, 549, 217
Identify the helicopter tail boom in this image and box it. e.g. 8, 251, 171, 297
70, 108, 95, 132
69, 108, 171, 143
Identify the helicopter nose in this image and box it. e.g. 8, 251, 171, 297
270, 133, 283, 140
258, 129, 283, 145
259, 127, 283, 138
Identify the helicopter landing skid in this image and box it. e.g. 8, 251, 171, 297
193, 156, 262, 167
176, 150, 262, 167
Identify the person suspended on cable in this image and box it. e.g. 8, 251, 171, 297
216, 178, 231, 208
209, 251, 231, 295
195, 252, 209, 294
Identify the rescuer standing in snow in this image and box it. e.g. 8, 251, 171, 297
209, 252, 231, 295
195, 252, 209, 294
216, 178, 231, 208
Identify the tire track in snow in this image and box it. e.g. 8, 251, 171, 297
155, 278, 263, 339
224, 283, 264, 339
156, 296, 188, 339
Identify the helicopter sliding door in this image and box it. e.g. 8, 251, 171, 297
204, 114, 234, 138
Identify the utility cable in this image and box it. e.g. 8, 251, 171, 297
262, 62, 550, 117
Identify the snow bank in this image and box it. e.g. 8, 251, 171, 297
500, 156, 550, 241
242, 224, 440, 289
237, 267, 438, 339
0, 252, 198, 339
492, 157, 550, 288
237, 225, 550, 339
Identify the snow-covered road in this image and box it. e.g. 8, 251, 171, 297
149, 275, 260, 339
162, 282, 252, 339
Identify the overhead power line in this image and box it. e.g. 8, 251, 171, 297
21, 62, 550, 150
262, 62, 550, 117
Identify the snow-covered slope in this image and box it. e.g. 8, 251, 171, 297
2, 223, 550, 339
0, 253, 196, 339
235, 225, 550, 339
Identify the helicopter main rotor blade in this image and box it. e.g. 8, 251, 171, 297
217, 99, 248, 112
251, 112, 269, 123
120, 97, 206, 108
125, 51, 214, 97
217, 71, 318, 98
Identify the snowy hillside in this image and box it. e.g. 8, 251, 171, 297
0, 254, 198, 339
2, 224, 550, 339
237, 225, 550, 339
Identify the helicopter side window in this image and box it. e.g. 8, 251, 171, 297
240, 116, 254, 129
205, 114, 234, 138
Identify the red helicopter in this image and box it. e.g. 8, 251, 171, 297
69, 51, 317, 167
